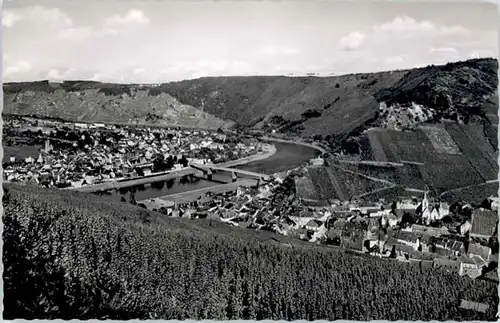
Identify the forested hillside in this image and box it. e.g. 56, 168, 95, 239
149, 71, 407, 137
4, 58, 497, 139
3, 183, 498, 320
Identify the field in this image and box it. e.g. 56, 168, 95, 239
307, 166, 339, 200
155, 179, 256, 205
363, 124, 496, 197
294, 176, 319, 201
359, 136, 374, 160
423, 153, 483, 193
5, 182, 498, 320
459, 124, 497, 161
445, 123, 497, 181
367, 130, 388, 162
3, 145, 41, 163
388, 129, 435, 163
420, 125, 461, 154
327, 165, 392, 199
357, 186, 403, 202
440, 182, 499, 206
376, 130, 401, 162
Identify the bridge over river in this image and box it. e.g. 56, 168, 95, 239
70, 141, 320, 202
66, 167, 196, 193
189, 163, 271, 182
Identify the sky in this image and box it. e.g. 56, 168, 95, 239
2, 0, 498, 83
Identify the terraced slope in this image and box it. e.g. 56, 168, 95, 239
361, 124, 498, 197
5, 183, 498, 320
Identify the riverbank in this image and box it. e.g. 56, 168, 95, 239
212, 143, 277, 168
138, 179, 258, 209
135, 145, 276, 209
260, 136, 326, 154
64, 143, 276, 193
66, 167, 196, 193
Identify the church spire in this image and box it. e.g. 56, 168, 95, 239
421, 186, 431, 224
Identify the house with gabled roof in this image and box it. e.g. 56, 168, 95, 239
433, 257, 460, 273
393, 231, 420, 251
470, 209, 498, 239
459, 255, 482, 279
467, 242, 492, 264
394, 244, 414, 261
305, 219, 323, 232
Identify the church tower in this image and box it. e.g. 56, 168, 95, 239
421, 189, 431, 224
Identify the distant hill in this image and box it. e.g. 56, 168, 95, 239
3, 58, 497, 137
3, 81, 233, 130
148, 71, 408, 137
4, 183, 498, 320
375, 58, 498, 120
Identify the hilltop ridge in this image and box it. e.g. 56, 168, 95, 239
3, 58, 498, 139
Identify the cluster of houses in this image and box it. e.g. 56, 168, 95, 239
148, 165, 499, 281
3, 117, 262, 188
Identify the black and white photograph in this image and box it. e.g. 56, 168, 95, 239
2, 0, 499, 320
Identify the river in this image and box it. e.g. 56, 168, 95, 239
94, 141, 320, 202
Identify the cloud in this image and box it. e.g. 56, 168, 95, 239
384, 56, 404, 64
339, 32, 365, 51
95, 28, 120, 38
373, 16, 468, 36
2, 11, 23, 28
47, 68, 76, 80
4, 61, 32, 79
3, 6, 75, 32
133, 68, 146, 75
159, 60, 253, 81
440, 26, 469, 35
259, 45, 300, 56
374, 16, 434, 33
56, 27, 93, 41
26, 6, 72, 29
104, 9, 150, 27
430, 47, 459, 54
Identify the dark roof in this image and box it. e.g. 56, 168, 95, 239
409, 250, 434, 261
395, 244, 414, 254
433, 258, 460, 269
394, 231, 419, 243
391, 209, 404, 218
419, 235, 433, 245
326, 228, 343, 239
421, 260, 434, 270
459, 255, 476, 265
343, 237, 363, 251
471, 209, 498, 237
451, 240, 464, 252
434, 246, 454, 258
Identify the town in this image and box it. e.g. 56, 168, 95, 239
3, 115, 499, 285
143, 158, 499, 284
3, 116, 264, 188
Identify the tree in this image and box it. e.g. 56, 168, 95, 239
179, 156, 189, 167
